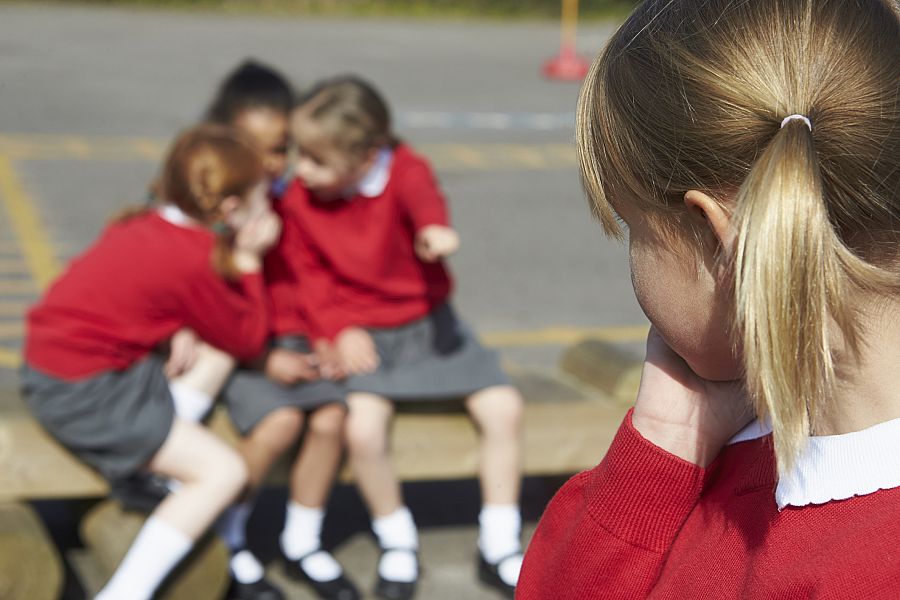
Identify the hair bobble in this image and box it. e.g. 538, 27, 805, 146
780, 114, 812, 131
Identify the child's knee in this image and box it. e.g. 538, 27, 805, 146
205, 446, 249, 497
253, 407, 304, 450
308, 404, 347, 439
345, 415, 388, 457
473, 386, 524, 436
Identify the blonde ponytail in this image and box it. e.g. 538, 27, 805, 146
733, 119, 846, 472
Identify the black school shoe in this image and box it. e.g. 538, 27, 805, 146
374, 548, 418, 600
225, 576, 285, 600
283, 549, 361, 600
477, 552, 520, 599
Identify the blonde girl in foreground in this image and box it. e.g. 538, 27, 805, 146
518, 0, 900, 597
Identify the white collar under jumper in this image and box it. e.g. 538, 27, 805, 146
728, 417, 900, 509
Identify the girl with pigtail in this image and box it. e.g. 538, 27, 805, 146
519, 0, 900, 597
22, 124, 281, 600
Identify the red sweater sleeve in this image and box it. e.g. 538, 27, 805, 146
179, 270, 270, 361
395, 154, 450, 231
517, 410, 707, 599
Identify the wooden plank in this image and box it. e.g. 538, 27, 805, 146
0, 502, 63, 600
560, 339, 644, 405
1, 368, 628, 501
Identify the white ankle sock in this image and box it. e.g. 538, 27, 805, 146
280, 502, 324, 559
94, 516, 192, 600
169, 382, 213, 423
280, 502, 343, 581
372, 507, 418, 582
478, 504, 522, 564
216, 501, 253, 552
229, 549, 265, 584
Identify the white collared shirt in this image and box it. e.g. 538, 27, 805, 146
728, 417, 900, 509
158, 203, 199, 227
355, 147, 394, 198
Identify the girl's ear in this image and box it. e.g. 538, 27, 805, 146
684, 190, 735, 255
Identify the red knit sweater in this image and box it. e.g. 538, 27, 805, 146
25, 211, 270, 380
272, 144, 453, 340
518, 410, 900, 599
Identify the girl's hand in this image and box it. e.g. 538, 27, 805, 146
414, 225, 460, 263
632, 327, 753, 467
313, 340, 346, 381
264, 348, 319, 386
335, 327, 380, 375
233, 210, 282, 272
164, 328, 200, 378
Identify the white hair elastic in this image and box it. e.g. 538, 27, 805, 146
780, 114, 812, 131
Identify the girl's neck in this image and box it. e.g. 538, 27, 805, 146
816, 296, 900, 435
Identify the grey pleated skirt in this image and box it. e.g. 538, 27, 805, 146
346, 303, 510, 401
220, 335, 346, 435
20, 356, 175, 483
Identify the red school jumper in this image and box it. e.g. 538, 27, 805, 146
517, 410, 900, 599
273, 144, 453, 341
26, 210, 270, 380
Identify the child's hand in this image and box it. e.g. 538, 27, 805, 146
164, 328, 199, 378
313, 340, 346, 381
414, 225, 460, 263
233, 210, 282, 271
632, 327, 753, 467
335, 327, 380, 375
264, 348, 319, 386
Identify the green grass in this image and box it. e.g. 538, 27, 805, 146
12, 0, 637, 20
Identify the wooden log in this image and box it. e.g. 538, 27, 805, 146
560, 339, 643, 405
80, 499, 230, 600
0, 502, 63, 600
0, 396, 108, 502
3, 365, 629, 502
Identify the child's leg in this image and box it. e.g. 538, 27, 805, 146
96, 418, 248, 600
281, 404, 350, 582
169, 343, 236, 422
216, 406, 303, 592
346, 393, 418, 586
465, 385, 525, 586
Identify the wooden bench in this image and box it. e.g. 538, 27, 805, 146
0, 342, 640, 600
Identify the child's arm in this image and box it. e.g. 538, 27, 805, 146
396, 155, 453, 234
163, 328, 200, 378
517, 329, 751, 598
414, 225, 459, 263
179, 212, 281, 361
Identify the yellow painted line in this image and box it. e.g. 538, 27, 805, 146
481, 324, 649, 347
0, 347, 20, 369
0, 155, 60, 290
0, 134, 578, 171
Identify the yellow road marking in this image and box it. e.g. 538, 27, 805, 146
0, 134, 578, 171
0, 156, 60, 290
0, 348, 20, 369
482, 324, 649, 347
